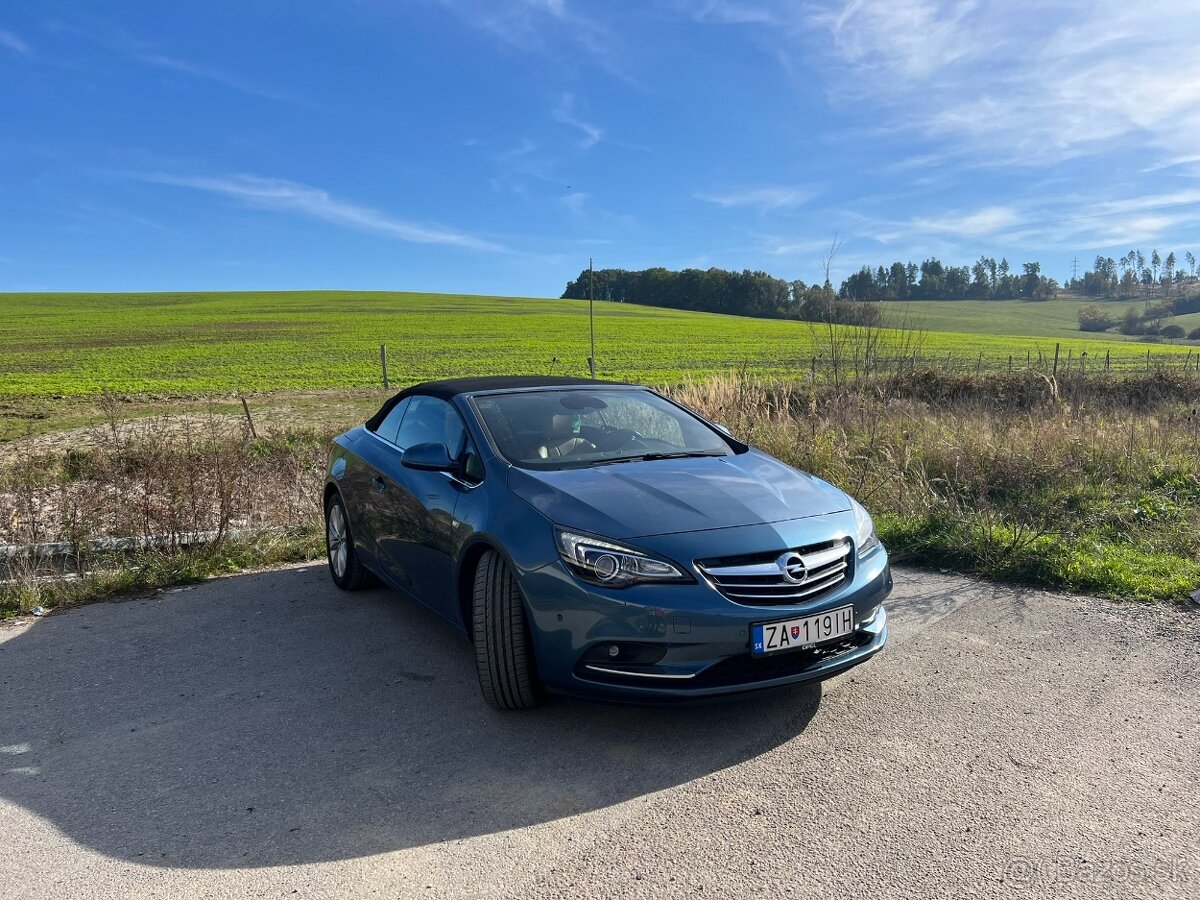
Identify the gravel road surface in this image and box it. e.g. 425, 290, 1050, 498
1, 565, 1196, 899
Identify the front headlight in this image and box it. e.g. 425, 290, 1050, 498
850, 497, 881, 558
555, 528, 691, 588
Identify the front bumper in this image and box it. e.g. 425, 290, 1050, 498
518, 528, 892, 703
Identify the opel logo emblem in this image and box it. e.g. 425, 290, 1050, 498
777, 552, 807, 584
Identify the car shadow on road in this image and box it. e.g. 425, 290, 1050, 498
0, 566, 821, 869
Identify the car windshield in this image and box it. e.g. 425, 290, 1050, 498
472, 389, 732, 469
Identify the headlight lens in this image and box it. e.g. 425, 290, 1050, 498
555, 528, 691, 588
851, 497, 881, 558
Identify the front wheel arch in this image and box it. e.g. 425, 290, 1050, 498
471, 549, 543, 709
457, 537, 519, 639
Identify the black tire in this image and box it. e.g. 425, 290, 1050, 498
325, 493, 374, 591
472, 550, 542, 709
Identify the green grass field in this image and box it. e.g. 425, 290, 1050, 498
887, 297, 1200, 341
1, 291, 1196, 399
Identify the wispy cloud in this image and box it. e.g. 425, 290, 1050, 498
683, 1, 1200, 169
804, 0, 1200, 166
69, 204, 168, 233
0, 28, 30, 55
694, 185, 814, 213
139, 174, 505, 252
139, 53, 303, 105
815, 0, 977, 82
858, 191, 1200, 254
908, 206, 1022, 239
558, 191, 590, 216
1141, 155, 1200, 174
435, 0, 634, 81
552, 94, 602, 149
761, 235, 838, 256
552, 190, 636, 227
45, 20, 300, 104
688, 1, 781, 25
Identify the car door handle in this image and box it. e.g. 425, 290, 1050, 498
372, 476, 387, 493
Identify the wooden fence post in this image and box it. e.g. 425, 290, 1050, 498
380, 344, 390, 389
1052, 343, 1061, 376
1105, 349, 1111, 372
240, 396, 258, 439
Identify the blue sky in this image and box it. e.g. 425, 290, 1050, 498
3, 0, 1200, 296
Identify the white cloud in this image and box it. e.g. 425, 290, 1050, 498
695, 185, 814, 212
763, 236, 837, 256
0, 28, 30, 55
804, 0, 1200, 166
860, 192, 1200, 254
1141, 155, 1200, 174
909, 206, 1021, 238
552, 94, 603, 149
140, 174, 505, 252
815, 0, 978, 82
1092, 191, 1200, 216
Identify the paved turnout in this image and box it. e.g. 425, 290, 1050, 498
1, 565, 1197, 899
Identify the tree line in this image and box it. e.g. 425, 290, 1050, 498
839, 257, 1060, 300
560, 266, 883, 326
561, 249, 1200, 326
560, 257, 1061, 326
1070, 250, 1198, 299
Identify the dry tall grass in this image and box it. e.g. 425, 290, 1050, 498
1, 411, 327, 613
669, 371, 1200, 599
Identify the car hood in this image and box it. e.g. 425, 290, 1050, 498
507, 450, 851, 539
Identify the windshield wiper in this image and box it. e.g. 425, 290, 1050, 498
587, 450, 727, 467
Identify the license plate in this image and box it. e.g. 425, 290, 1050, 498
752, 606, 854, 655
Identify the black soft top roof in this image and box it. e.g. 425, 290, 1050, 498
365, 376, 635, 431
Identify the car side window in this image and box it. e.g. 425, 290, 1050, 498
373, 397, 410, 445
396, 396, 466, 454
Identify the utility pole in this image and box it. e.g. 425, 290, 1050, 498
588, 258, 596, 379
1070, 256, 1079, 285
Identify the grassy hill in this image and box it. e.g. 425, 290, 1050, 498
0, 291, 1195, 399
879, 298, 1200, 341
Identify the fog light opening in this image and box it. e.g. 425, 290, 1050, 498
581, 642, 669, 667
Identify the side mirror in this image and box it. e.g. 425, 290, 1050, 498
714, 423, 733, 436
401, 442, 457, 472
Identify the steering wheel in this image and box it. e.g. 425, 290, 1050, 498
608, 428, 649, 450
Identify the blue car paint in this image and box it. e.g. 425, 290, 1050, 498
326, 383, 891, 703
506, 449, 852, 539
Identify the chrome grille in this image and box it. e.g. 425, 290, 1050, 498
696, 539, 852, 606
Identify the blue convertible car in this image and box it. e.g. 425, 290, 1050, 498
324, 376, 891, 708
